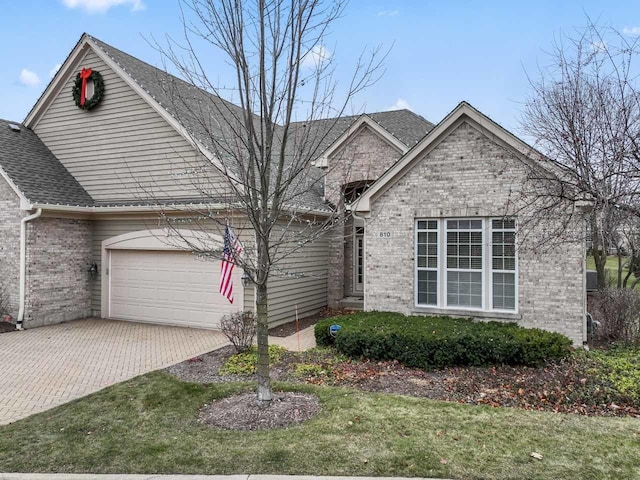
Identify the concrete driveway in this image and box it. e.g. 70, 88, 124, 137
0, 319, 227, 425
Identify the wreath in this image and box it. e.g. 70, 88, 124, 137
72, 69, 105, 110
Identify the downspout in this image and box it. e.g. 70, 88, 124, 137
17, 208, 42, 330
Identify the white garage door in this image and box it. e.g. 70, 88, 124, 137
108, 250, 243, 329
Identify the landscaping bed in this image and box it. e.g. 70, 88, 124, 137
168, 344, 640, 418
0, 322, 15, 334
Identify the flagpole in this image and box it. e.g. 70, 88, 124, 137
295, 304, 300, 352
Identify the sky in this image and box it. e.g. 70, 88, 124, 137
2, 0, 640, 135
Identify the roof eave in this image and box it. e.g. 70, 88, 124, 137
30, 201, 332, 217
315, 114, 409, 168
354, 101, 565, 213
0, 164, 33, 210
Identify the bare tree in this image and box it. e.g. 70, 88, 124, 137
148, 0, 383, 405
520, 21, 640, 288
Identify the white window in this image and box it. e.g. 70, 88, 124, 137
416, 220, 439, 305
491, 218, 517, 310
446, 219, 483, 308
415, 218, 517, 312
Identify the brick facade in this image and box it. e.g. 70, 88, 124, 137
364, 121, 585, 344
0, 178, 22, 319
326, 125, 404, 306
24, 217, 92, 328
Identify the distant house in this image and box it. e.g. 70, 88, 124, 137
0, 34, 587, 344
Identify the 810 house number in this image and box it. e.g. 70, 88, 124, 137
379, 231, 392, 238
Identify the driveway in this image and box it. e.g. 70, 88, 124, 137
0, 319, 227, 425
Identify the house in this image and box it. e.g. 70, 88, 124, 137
0, 34, 587, 344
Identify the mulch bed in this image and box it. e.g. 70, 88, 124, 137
198, 392, 320, 430
0, 323, 16, 334
168, 346, 640, 419
267, 308, 356, 337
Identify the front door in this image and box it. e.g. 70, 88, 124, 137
354, 226, 364, 294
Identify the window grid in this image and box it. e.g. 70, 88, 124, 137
416, 220, 438, 306
446, 220, 483, 309
491, 219, 517, 311
414, 218, 518, 314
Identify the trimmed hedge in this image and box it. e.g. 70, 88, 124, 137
315, 312, 572, 370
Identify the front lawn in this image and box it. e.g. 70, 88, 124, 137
0, 372, 639, 479
586, 255, 639, 289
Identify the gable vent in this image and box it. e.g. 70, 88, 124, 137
8, 123, 21, 132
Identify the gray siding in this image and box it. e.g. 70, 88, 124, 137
34, 47, 227, 203
90, 216, 254, 316
90, 215, 327, 327
266, 221, 329, 326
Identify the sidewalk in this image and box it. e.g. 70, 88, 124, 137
268, 325, 316, 351
0, 475, 449, 480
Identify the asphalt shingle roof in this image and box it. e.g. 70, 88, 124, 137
4, 34, 434, 210
0, 120, 94, 206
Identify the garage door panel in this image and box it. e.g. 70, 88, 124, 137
109, 250, 242, 329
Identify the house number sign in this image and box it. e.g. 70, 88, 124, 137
378, 231, 392, 238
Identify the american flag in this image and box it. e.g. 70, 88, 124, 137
219, 225, 243, 304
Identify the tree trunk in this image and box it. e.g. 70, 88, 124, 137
255, 280, 272, 405
592, 219, 608, 289
617, 249, 623, 289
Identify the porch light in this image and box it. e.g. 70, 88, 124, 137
241, 271, 251, 287
88, 262, 99, 279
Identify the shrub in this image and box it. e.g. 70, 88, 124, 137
587, 347, 640, 401
590, 288, 640, 345
219, 345, 287, 376
315, 312, 572, 370
220, 311, 256, 353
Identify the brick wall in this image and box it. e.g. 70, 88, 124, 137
364, 121, 585, 344
326, 125, 404, 305
325, 125, 404, 205
24, 217, 92, 327
0, 179, 22, 319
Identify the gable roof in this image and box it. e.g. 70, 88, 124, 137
0, 120, 94, 207
310, 111, 434, 168
19, 33, 434, 212
353, 101, 557, 212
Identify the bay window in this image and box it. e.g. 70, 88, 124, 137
415, 218, 517, 312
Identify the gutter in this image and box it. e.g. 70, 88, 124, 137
17, 208, 42, 330
30, 202, 333, 217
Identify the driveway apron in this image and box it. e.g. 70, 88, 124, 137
0, 319, 227, 425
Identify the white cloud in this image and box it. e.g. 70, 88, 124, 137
19, 69, 40, 87
301, 45, 331, 69
49, 63, 62, 79
387, 98, 412, 111
60, 0, 145, 14
623, 26, 640, 36
377, 10, 399, 17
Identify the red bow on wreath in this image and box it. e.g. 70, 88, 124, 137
79, 68, 93, 107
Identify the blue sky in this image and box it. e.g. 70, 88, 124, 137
2, 0, 640, 134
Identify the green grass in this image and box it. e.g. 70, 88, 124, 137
586, 255, 640, 290
0, 372, 639, 479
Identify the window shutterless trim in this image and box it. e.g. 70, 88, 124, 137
489, 218, 519, 313
414, 217, 518, 314
415, 220, 439, 306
